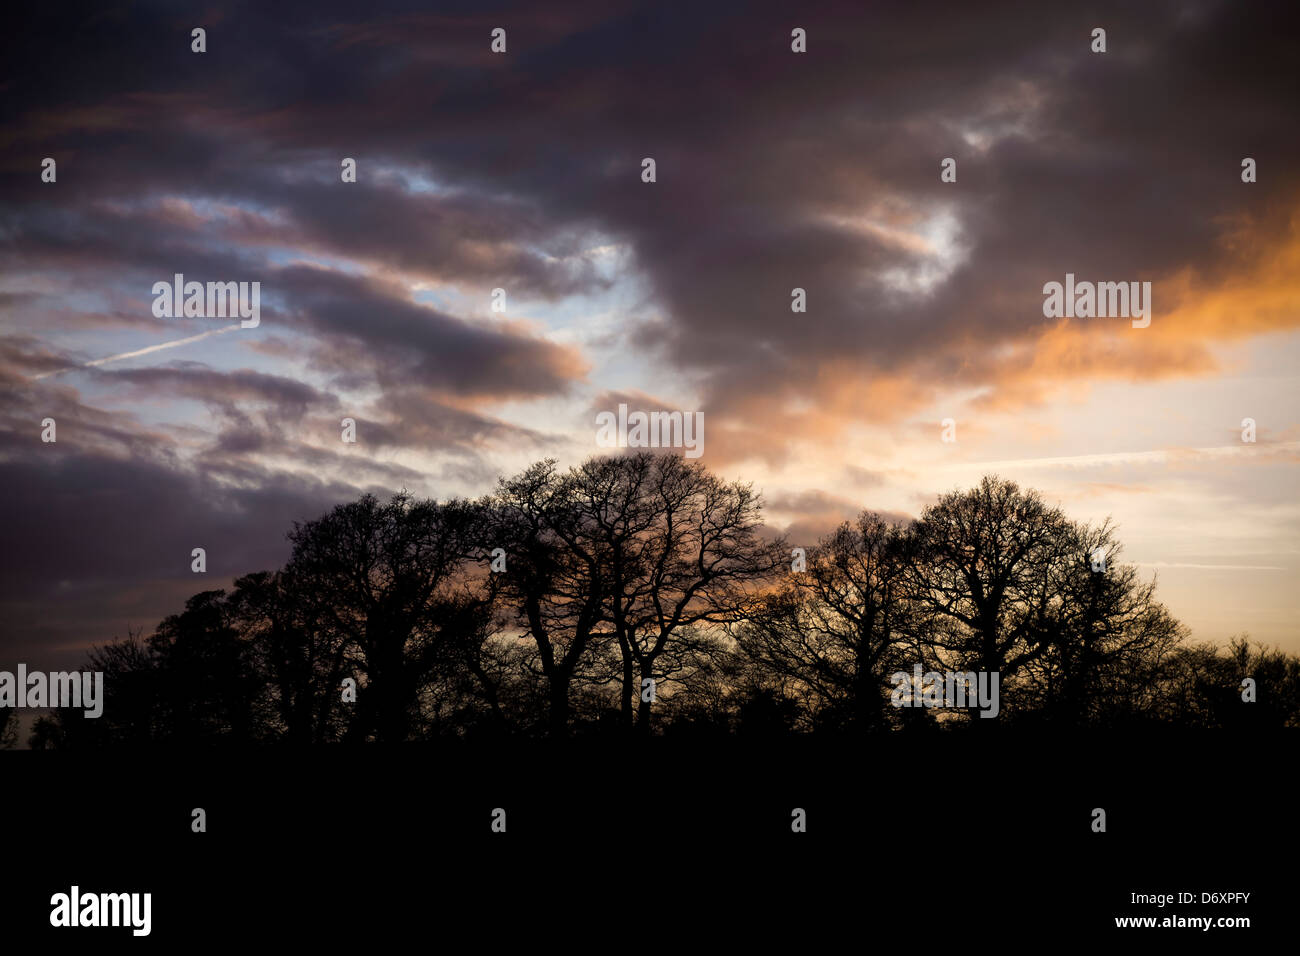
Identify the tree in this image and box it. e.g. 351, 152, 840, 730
226, 570, 350, 744
572, 453, 785, 733
148, 590, 262, 742
0, 706, 17, 749
27, 469, 1256, 745
908, 476, 1076, 718
485, 461, 613, 736
738, 512, 918, 733
284, 492, 486, 743
33, 628, 158, 747
1018, 521, 1186, 726
46, 603, 261, 747
1159, 637, 1300, 728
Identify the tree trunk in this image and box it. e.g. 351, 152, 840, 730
620, 646, 636, 732
635, 663, 654, 735
548, 671, 571, 737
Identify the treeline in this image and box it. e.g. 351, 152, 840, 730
24, 454, 1300, 746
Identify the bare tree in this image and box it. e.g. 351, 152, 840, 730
284, 492, 485, 743
0, 706, 17, 749
32, 469, 1270, 746
572, 453, 785, 733
908, 476, 1076, 715
1158, 637, 1300, 728
738, 512, 917, 733
227, 570, 350, 744
485, 461, 612, 736
1018, 521, 1186, 726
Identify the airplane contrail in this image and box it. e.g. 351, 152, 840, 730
33, 324, 243, 380
1132, 561, 1287, 571
939, 441, 1300, 471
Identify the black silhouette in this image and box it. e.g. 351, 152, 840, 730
27, 456, 1300, 746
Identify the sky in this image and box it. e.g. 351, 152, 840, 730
2, 0, 1298, 673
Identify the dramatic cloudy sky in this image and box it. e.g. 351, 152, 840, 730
2, 0, 1298, 672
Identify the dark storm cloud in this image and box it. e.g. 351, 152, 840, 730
358, 389, 551, 451
0, 450, 375, 671
271, 265, 587, 399
8, 0, 1296, 415
99, 362, 339, 419
0, 348, 176, 461
1, 0, 1296, 671
0, 193, 594, 393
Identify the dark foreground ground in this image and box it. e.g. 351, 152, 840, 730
2, 731, 1290, 947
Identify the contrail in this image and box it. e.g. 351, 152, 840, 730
33, 324, 242, 380
940, 441, 1300, 471
1132, 561, 1287, 571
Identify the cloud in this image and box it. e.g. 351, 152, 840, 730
765, 487, 912, 546
945, 441, 1300, 472
0, 449, 370, 670
1, 0, 1297, 667
33, 325, 243, 379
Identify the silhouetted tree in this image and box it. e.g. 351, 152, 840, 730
907, 476, 1076, 719
284, 492, 486, 743
0, 706, 16, 749
26, 466, 1295, 747
31, 629, 157, 747
1018, 521, 1186, 726
43, 604, 260, 747
485, 461, 613, 736
737, 512, 918, 733
1159, 637, 1300, 728
28, 715, 64, 750
227, 570, 349, 744
149, 590, 261, 742
571, 453, 785, 733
